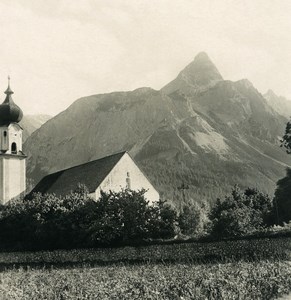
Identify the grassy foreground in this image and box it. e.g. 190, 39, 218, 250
0, 237, 290, 266
0, 238, 290, 299
0, 261, 291, 300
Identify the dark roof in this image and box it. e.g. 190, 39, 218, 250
29, 151, 127, 197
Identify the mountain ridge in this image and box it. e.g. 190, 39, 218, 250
264, 89, 291, 119
24, 53, 291, 204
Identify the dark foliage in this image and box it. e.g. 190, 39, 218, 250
178, 201, 210, 236
273, 168, 291, 225
281, 120, 291, 154
147, 199, 178, 239
0, 183, 278, 250
0, 186, 177, 251
210, 186, 273, 238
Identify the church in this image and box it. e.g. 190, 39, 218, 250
0, 81, 159, 204
30, 151, 159, 203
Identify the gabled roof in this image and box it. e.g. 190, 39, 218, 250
29, 151, 127, 197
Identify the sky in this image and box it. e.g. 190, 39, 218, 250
0, 0, 291, 116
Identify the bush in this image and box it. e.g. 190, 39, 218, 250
210, 186, 273, 238
273, 168, 291, 225
0, 186, 178, 250
178, 200, 210, 237
0, 184, 94, 250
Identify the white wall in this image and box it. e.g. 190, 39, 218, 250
0, 156, 26, 204
94, 153, 159, 204
0, 123, 25, 204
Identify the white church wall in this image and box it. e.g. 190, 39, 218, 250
0, 158, 4, 203
0, 156, 26, 204
95, 153, 159, 204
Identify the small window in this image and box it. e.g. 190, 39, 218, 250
11, 142, 17, 154
3, 131, 7, 137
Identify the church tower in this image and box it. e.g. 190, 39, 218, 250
0, 78, 26, 204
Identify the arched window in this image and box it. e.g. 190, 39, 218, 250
11, 142, 17, 154
3, 131, 7, 144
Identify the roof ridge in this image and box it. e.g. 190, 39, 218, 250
42, 151, 127, 178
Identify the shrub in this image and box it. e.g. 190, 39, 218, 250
210, 186, 273, 238
178, 200, 210, 237
0, 186, 177, 250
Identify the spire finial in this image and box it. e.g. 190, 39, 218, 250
5, 75, 13, 95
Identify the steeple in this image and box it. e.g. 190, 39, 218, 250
0, 77, 26, 204
0, 77, 23, 126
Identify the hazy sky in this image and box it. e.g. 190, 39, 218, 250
0, 0, 291, 116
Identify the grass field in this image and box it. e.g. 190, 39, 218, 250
0, 237, 290, 266
0, 237, 290, 299
0, 261, 291, 299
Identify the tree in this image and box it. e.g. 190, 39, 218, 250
0, 185, 179, 250
87, 189, 153, 245
148, 199, 178, 239
210, 186, 273, 238
281, 120, 291, 153
178, 200, 210, 236
273, 168, 291, 225
0, 184, 94, 250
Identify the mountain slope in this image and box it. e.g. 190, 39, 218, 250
20, 115, 51, 142
24, 53, 291, 204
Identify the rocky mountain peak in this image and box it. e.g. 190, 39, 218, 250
192, 51, 214, 64
235, 78, 254, 89
264, 89, 291, 119
265, 89, 277, 98
162, 52, 223, 94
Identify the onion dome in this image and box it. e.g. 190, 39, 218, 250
0, 77, 23, 126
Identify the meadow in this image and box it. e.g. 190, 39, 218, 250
0, 237, 290, 266
0, 261, 291, 299
0, 237, 290, 299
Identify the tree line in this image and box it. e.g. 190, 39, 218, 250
0, 120, 290, 251
0, 178, 289, 251
0, 186, 177, 250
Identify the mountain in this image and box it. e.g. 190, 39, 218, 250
264, 89, 291, 119
20, 115, 51, 142
162, 52, 223, 95
23, 53, 291, 205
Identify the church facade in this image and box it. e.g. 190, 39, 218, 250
0, 81, 159, 204
0, 80, 26, 204
30, 151, 160, 203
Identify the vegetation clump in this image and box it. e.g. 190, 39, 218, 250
0, 186, 177, 251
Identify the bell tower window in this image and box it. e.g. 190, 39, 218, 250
11, 142, 17, 154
